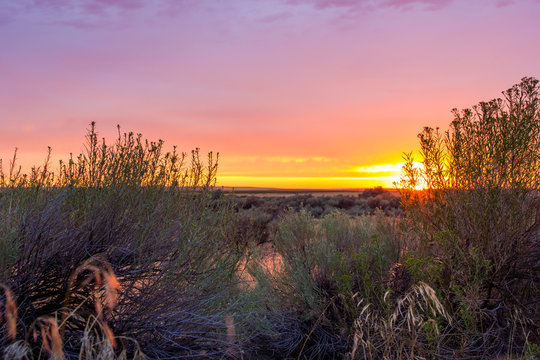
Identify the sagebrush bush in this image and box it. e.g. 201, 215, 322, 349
0, 123, 245, 359
245, 210, 403, 359
399, 76, 540, 357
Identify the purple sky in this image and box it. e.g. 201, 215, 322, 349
1, 0, 539, 187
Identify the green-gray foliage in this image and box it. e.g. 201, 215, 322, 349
0, 123, 244, 358
247, 210, 403, 358
399, 77, 540, 356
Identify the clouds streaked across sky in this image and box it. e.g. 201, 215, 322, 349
1, 0, 539, 188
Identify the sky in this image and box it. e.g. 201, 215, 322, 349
0, 0, 539, 188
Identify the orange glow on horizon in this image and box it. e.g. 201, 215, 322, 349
0, 151, 412, 189
216, 175, 399, 189
215, 161, 426, 189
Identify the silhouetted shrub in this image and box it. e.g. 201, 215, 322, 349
362, 186, 384, 197
336, 195, 355, 210
399, 77, 540, 356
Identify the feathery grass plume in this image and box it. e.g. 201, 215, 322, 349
62, 256, 122, 351
224, 314, 238, 358
103, 265, 121, 311
78, 314, 145, 359
103, 323, 117, 350
0, 283, 18, 341
29, 316, 64, 360
64, 257, 107, 306
2, 340, 30, 360
348, 282, 452, 360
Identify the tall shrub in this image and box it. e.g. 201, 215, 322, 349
399, 77, 540, 354
0, 123, 244, 358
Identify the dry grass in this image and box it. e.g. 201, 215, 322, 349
0, 258, 142, 360
348, 282, 452, 360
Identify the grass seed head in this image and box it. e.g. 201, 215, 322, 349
104, 269, 121, 311
2, 286, 18, 340
103, 323, 117, 349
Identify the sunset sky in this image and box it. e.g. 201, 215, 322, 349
1, 0, 539, 188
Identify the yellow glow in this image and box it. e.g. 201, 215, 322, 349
216, 175, 398, 189
216, 161, 425, 189
354, 163, 407, 173
352, 161, 423, 174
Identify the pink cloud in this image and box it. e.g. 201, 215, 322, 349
384, 0, 454, 10
0, 0, 157, 28
80, 1, 143, 16
286, 0, 454, 12
32, 0, 144, 11
258, 11, 293, 23
496, 0, 515, 7
0, 13, 13, 26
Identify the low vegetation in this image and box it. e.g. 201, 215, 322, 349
0, 77, 538, 359
232, 188, 401, 244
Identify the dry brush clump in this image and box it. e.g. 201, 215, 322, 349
243, 210, 404, 359
0, 123, 246, 359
